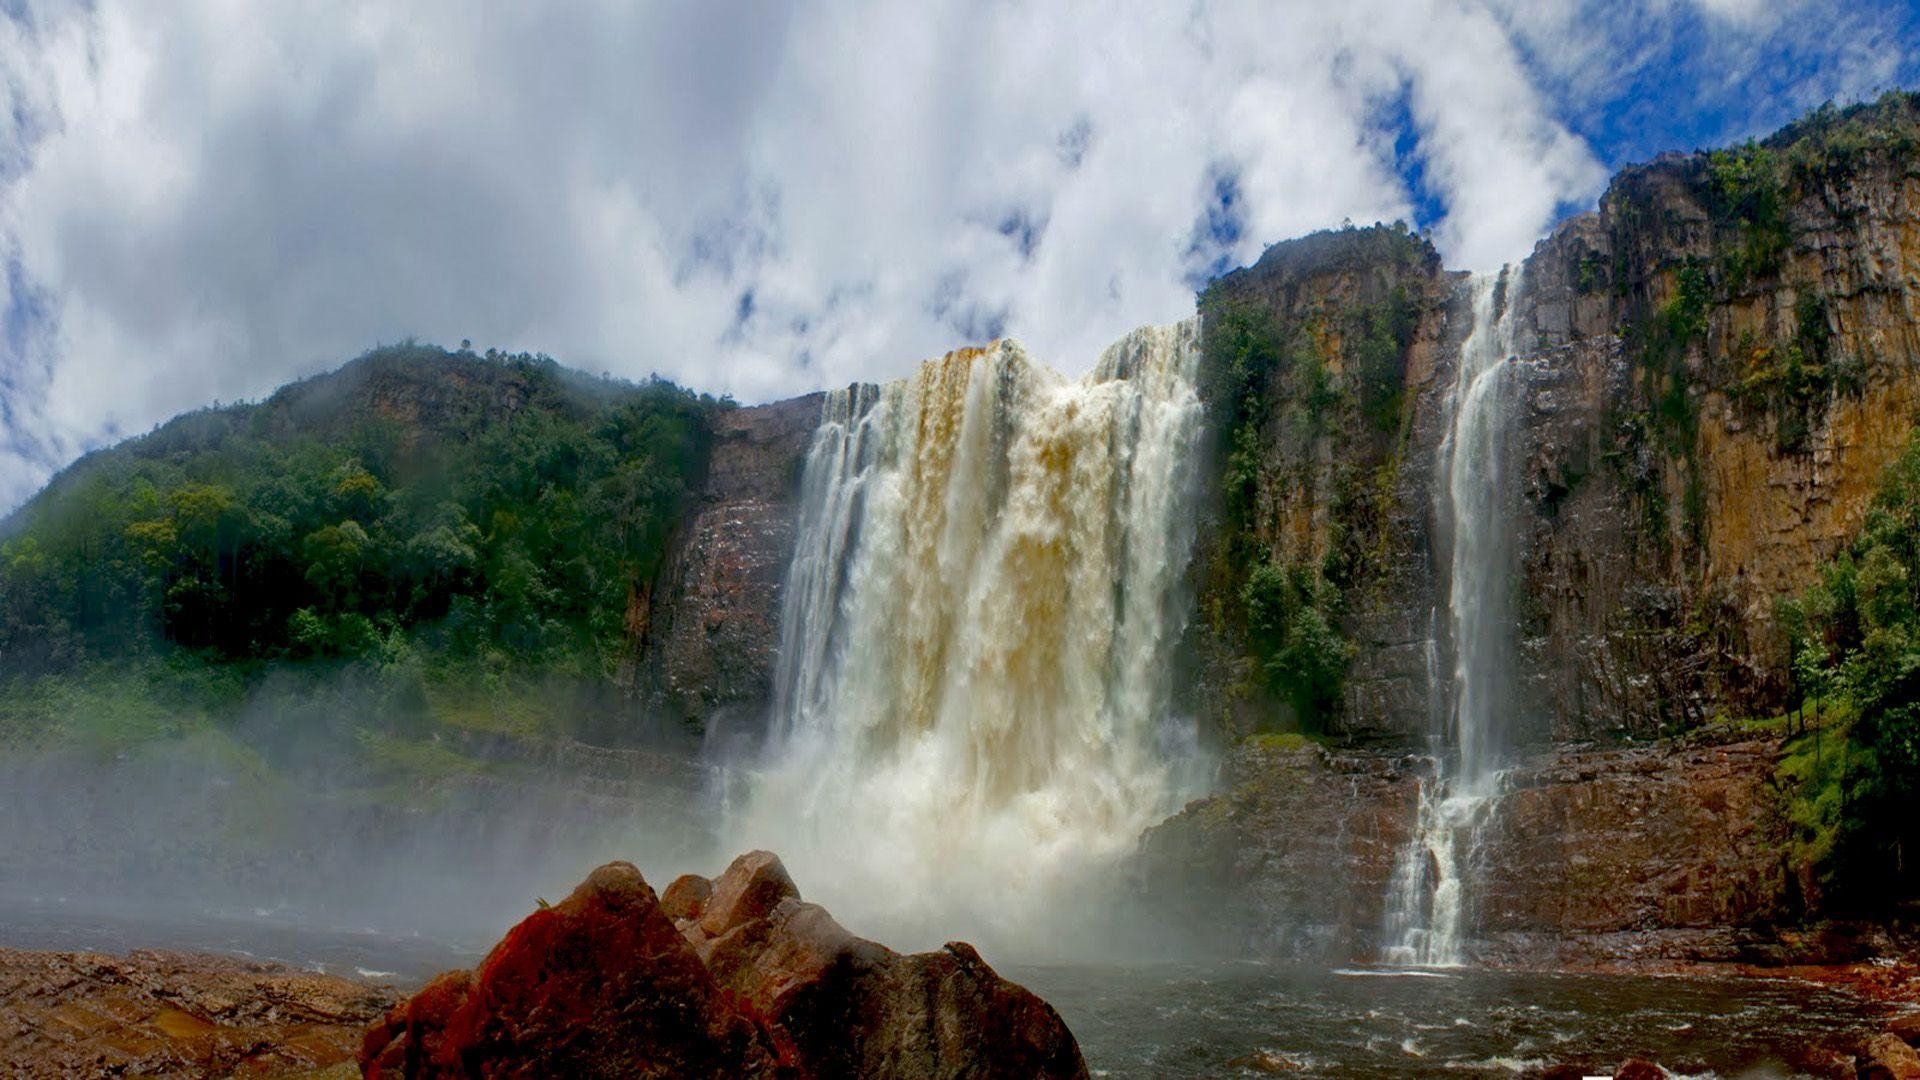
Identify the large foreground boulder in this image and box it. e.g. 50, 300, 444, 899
360, 851, 1088, 1079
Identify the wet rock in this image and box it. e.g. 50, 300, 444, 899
361, 860, 778, 1079
0, 946, 395, 1078
662, 872, 713, 922
698, 848, 799, 937
362, 853, 1089, 1079
1613, 1059, 1667, 1079
1890, 1009, 1920, 1043
1136, 736, 1792, 960
640, 394, 825, 735
1786, 1044, 1858, 1080
1863, 1031, 1920, 1080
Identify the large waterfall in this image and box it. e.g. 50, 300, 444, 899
1382, 268, 1524, 967
729, 323, 1206, 947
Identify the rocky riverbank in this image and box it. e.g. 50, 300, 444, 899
1136, 731, 1820, 963
0, 947, 394, 1077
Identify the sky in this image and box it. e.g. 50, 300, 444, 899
1, 0, 1917, 513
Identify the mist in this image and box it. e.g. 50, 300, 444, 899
0, 668, 723, 978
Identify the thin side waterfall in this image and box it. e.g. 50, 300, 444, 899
1382, 268, 1525, 967
729, 323, 1205, 947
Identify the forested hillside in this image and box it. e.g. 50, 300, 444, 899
0, 344, 722, 768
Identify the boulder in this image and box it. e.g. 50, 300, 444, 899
1890, 1010, 1920, 1044
698, 848, 800, 937
361, 853, 1088, 1079
360, 861, 778, 1079
662, 873, 713, 922
1863, 1031, 1920, 1080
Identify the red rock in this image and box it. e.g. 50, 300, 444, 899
1787, 1045, 1859, 1080
1614, 1060, 1667, 1080
1891, 1010, 1920, 1044
362, 854, 1089, 1080
0, 947, 394, 1078
662, 872, 713, 922
1863, 1031, 1920, 1080
361, 860, 779, 1079
698, 849, 799, 937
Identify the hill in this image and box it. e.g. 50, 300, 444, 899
0, 343, 723, 768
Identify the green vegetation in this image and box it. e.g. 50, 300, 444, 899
1242, 730, 1326, 752
1197, 224, 1430, 734
1614, 263, 1710, 549
1728, 290, 1861, 453
1779, 435, 1920, 908
0, 344, 721, 770
1240, 558, 1354, 730
1348, 286, 1421, 435
1705, 142, 1790, 287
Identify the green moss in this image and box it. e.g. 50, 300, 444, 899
1346, 286, 1421, 435
1243, 731, 1325, 752
1576, 252, 1610, 295
1727, 290, 1858, 454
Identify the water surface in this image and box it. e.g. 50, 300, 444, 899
0, 900, 1885, 1078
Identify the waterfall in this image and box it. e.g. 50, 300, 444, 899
731, 323, 1205, 946
1382, 268, 1524, 967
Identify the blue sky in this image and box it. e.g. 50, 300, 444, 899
1, 0, 1917, 513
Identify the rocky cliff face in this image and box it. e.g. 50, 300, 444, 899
1135, 734, 1798, 963
1508, 96, 1920, 737
1190, 94, 1920, 748
1186, 226, 1467, 745
641, 393, 822, 737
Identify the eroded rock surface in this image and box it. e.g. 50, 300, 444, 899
641, 395, 823, 736
0, 947, 395, 1078
362, 852, 1088, 1079
1137, 735, 1799, 962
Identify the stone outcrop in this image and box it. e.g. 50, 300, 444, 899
641, 395, 822, 736
0, 947, 396, 1078
1186, 226, 1467, 744
1494, 98, 1920, 739
1135, 734, 1798, 962
361, 852, 1088, 1080
1184, 95, 1920, 747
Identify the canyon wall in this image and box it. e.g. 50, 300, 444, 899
1509, 102, 1920, 737
1134, 735, 1800, 963
640, 392, 822, 738
1188, 95, 1920, 748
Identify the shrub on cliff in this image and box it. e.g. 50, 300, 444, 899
1783, 434, 1920, 908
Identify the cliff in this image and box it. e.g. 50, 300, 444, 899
1182, 92, 1920, 749
1185, 225, 1464, 744
640, 393, 822, 738
1134, 733, 1807, 963
1509, 94, 1920, 738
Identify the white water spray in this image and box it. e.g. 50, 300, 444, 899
730, 324, 1206, 948
1383, 269, 1524, 967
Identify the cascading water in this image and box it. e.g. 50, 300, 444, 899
729, 322, 1206, 948
1382, 268, 1525, 967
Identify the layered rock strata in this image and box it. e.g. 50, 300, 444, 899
1135, 734, 1798, 962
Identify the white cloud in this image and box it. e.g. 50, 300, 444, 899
0, 0, 1904, 511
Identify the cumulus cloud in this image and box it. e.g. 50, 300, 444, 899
0, 0, 1913, 511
